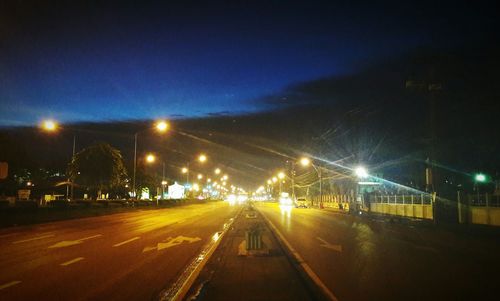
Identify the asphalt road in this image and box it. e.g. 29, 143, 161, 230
256, 202, 500, 301
0, 201, 240, 301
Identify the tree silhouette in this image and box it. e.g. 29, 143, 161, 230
68, 143, 127, 199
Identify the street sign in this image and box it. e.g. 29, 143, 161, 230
0, 162, 7, 179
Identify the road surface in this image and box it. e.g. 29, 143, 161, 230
0, 201, 239, 301
256, 202, 500, 301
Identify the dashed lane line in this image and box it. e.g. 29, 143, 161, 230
0, 281, 21, 290
13, 234, 55, 244
60, 257, 84, 266
113, 237, 140, 247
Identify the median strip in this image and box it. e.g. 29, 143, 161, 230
60, 257, 84, 266
158, 215, 237, 301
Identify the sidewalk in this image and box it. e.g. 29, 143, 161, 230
185, 204, 315, 301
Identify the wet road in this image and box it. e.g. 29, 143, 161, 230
0, 201, 239, 301
256, 202, 500, 301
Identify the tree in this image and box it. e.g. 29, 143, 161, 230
68, 143, 127, 199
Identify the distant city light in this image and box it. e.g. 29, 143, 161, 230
278, 172, 285, 179
181, 167, 188, 173
198, 154, 207, 163
214, 168, 221, 174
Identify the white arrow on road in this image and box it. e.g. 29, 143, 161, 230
48, 234, 103, 249
316, 237, 342, 252
143, 235, 201, 253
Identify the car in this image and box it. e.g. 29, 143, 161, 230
295, 198, 308, 208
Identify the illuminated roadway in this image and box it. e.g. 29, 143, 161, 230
0, 201, 239, 301
256, 202, 500, 301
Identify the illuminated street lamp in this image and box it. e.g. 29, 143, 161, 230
272, 177, 277, 183
267, 179, 272, 185
40, 119, 77, 200
155, 120, 169, 132
355, 166, 369, 179
146, 153, 156, 163
181, 167, 188, 173
278, 172, 285, 179
297, 157, 322, 208
222, 174, 228, 181
474, 173, 487, 183
197, 174, 203, 180
198, 154, 207, 163
132, 120, 169, 199
207, 178, 212, 183
300, 157, 310, 167
214, 168, 221, 175
41, 119, 58, 132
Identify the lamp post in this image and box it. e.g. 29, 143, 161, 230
40, 119, 77, 200
132, 120, 169, 199
278, 172, 285, 196
299, 157, 322, 208
181, 154, 208, 198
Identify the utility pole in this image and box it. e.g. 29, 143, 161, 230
70, 135, 76, 200
133, 133, 138, 199
319, 167, 322, 208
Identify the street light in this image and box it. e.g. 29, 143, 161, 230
355, 166, 369, 179
474, 173, 487, 183
298, 158, 322, 208
41, 119, 58, 132
146, 154, 156, 163
272, 177, 277, 183
155, 120, 169, 132
214, 168, 221, 175
197, 174, 203, 180
40, 119, 76, 200
278, 172, 285, 179
300, 157, 310, 167
132, 120, 169, 199
198, 154, 207, 163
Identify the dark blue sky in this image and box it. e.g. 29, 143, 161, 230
0, 0, 496, 126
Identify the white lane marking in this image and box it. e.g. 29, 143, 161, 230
317, 237, 342, 252
60, 257, 84, 266
48, 234, 102, 249
143, 236, 201, 253
13, 234, 55, 244
0, 281, 21, 290
260, 211, 339, 301
113, 237, 140, 247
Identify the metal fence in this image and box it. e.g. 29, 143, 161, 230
369, 194, 434, 220
371, 194, 433, 205
466, 194, 500, 207
459, 193, 500, 226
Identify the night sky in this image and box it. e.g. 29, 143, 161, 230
0, 0, 497, 126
